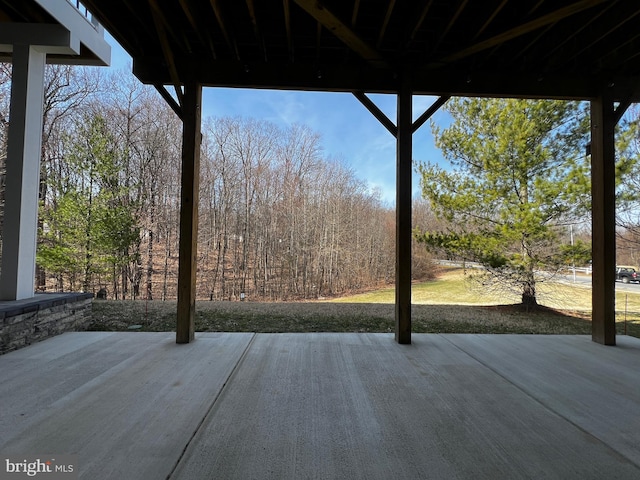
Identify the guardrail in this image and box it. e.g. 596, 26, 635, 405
438, 260, 593, 275
437, 260, 483, 269
571, 267, 593, 275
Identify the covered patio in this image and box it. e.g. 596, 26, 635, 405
1, 1, 639, 345
78, 0, 640, 346
2, 332, 640, 478
2, 2, 640, 478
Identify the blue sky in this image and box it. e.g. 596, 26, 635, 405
105, 34, 449, 205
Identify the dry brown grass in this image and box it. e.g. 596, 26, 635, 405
89, 297, 594, 335
86, 268, 640, 337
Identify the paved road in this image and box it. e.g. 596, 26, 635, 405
439, 261, 640, 294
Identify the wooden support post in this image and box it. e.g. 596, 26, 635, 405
591, 91, 616, 346
176, 80, 202, 344
395, 78, 412, 344
353, 88, 448, 345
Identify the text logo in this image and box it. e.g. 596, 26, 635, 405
1, 456, 77, 479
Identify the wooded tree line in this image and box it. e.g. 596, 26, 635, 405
0, 64, 434, 300
9, 64, 639, 308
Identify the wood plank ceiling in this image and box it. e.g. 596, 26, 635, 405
74, 0, 640, 101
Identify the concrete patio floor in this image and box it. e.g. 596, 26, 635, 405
1, 332, 640, 479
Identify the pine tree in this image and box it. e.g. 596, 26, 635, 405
416, 98, 591, 307
38, 114, 139, 293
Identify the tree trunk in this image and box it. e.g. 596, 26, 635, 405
521, 272, 537, 308
162, 229, 170, 301
146, 212, 154, 301
83, 177, 93, 293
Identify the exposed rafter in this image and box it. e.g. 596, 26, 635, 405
316, 21, 322, 62
84, 2, 140, 55
597, 32, 640, 71
283, 0, 293, 62
541, 1, 615, 63
513, 23, 555, 61
292, 0, 388, 68
209, 0, 240, 60
528, 0, 547, 15
435, 0, 468, 51
146, 0, 192, 54
351, 0, 360, 27
121, 1, 159, 49
148, 0, 183, 107
473, 0, 509, 40
178, 0, 218, 60
408, 0, 435, 48
245, 0, 267, 61
377, 0, 396, 49
563, 6, 640, 66
80, 0, 640, 102
434, 0, 609, 65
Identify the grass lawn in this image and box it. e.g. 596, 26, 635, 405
88, 268, 640, 337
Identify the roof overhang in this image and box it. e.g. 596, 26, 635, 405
81, 0, 640, 102
0, 0, 110, 66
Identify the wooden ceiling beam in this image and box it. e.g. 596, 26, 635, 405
148, 0, 183, 107
316, 21, 323, 62
87, 2, 140, 56
474, 0, 509, 40
292, 0, 388, 67
598, 34, 640, 71
435, 0, 469, 50
541, 1, 614, 62
513, 23, 555, 61
435, 0, 609, 65
177, 1, 200, 39
528, 0, 547, 16
245, 0, 267, 61
0, 1, 47, 22
209, 0, 240, 60
343, 0, 361, 64
133, 55, 640, 102
146, 0, 191, 54
351, 0, 361, 27
119, 0, 162, 53
377, 0, 396, 49
283, 0, 293, 62
178, 0, 218, 60
563, 6, 640, 66
408, 0, 435, 47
